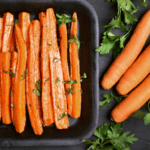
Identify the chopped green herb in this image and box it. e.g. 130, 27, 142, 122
68, 35, 81, 50
66, 88, 74, 95
10, 72, 15, 78
53, 58, 59, 62
56, 78, 60, 84
11, 104, 14, 109
10, 68, 13, 71
139, 0, 148, 7
10, 90, 13, 96
32, 89, 40, 96
58, 112, 67, 120
13, 19, 18, 26
64, 80, 77, 84
82, 122, 138, 150
44, 78, 49, 85
58, 105, 62, 108
20, 69, 27, 81
58, 37, 62, 41
36, 79, 41, 91
56, 14, 76, 25
80, 73, 87, 82
47, 43, 51, 46
3, 68, 9, 74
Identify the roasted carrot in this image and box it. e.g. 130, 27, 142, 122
111, 74, 150, 123
0, 18, 3, 121
27, 22, 43, 135
14, 24, 26, 133
18, 12, 30, 49
59, 22, 73, 116
101, 10, 150, 90
2, 12, 14, 52
0, 18, 3, 51
10, 51, 18, 123
70, 12, 81, 119
116, 45, 150, 95
46, 8, 69, 129
1, 52, 12, 124
10, 32, 16, 52
39, 12, 54, 126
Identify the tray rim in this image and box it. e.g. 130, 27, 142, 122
0, 0, 99, 147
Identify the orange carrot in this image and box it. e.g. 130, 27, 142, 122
10, 51, 18, 123
39, 12, 54, 126
18, 12, 30, 49
0, 53, 2, 121
2, 12, 14, 52
27, 22, 43, 135
14, 24, 26, 133
1, 52, 12, 124
10, 32, 16, 52
69, 12, 81, 118
59, 23, 73, 116
111, 74, 150, 123
46, 8, 69, 129
0, 18, 3, 51
117, 45, 150, 95
0, 18, 3, 121
101, 10, 150, 90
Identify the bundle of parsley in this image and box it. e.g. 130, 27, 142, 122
96, 0, 148, 58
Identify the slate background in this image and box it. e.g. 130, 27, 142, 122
2, 0, 150, 149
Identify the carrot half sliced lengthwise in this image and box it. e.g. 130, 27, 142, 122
0, 18, 3, 121
2, 12, 14, 52
69, 12, 81, 119
58, 23, 73, 116
46, 8, 69, 129
111, 74, 150, 123
101, 10, 150, 90
27, 21, 43, 135
10, 32, 16, 52
10, 51, 18, 124
14, 24, 26, 133
18, 12, 30, 49
1, 52, 12, 124
39, 12, 54, 126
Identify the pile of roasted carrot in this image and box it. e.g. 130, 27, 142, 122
101, 10, 150, 123
0, 8, 82, 135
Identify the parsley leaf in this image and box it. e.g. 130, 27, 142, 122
56, 78, 60, 84
58, 112, 67, 120
11, 104, 14, 109
80, 73, 87, 82
82, 122, 138, 150
44, 78, 49, 85
64, 80, 77, 84
36, 79, 41, 91
66, 88, 75, 95
33, 79, 41, 96
139, 0, 148, 7
99, 92, 127, 107
32, 89, 40, 96
68, 35, 81, 50
56, 14, 76, 25
3, 68, 15, 78
20, 69, 27, 81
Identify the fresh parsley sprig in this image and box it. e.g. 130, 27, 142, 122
33, 79, 41, 96
99, 92, 127, 107
96, 0, 148, 58
56, 14, 76, 25
82, 122, 138, 150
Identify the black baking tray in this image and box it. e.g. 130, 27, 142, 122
0, 0, 99, 147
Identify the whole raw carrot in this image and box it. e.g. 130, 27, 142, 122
70, 12, 81, 119
27, 22, 43, 135
39, 12, 54, 126
59, 23, 73, 116
2, 12, 14, 52
1, 52, 12, 124
111, 74, 150, 123
117, 45, 150, 95
14, 24, 26, 133
101, 10, 150, 90
10, 51, 18, 124
46, 8, 69, 129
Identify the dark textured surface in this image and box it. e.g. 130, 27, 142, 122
1, 0, 150, 149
